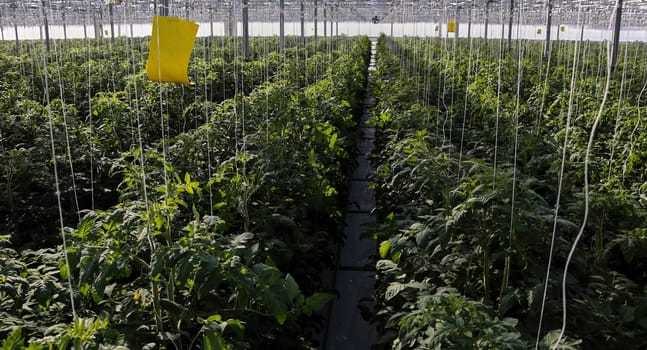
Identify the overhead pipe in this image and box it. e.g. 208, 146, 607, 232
62, 11, 67, 40
280, 0, 285, 52
335, 2, 339, 36
209, 5, 214, 37
484, 0, 493, 40
467, 2, 472, 40
610, 0, 623, 72
544, 0, 552, 58
329, 4, 333, 37
159, 0, 169, 16
438, 8, 442, 38
300, 0, 305, 44
93, 6, 98, 38
109, 1, 115, 43
508, 0, 514, 52
390, 8, 394, 37
454, 3, 459, 40
128, 3, 133, 38
225, 1, 235, 37
243, 0, 249, 59
82, 11, 87, 39
41, 0, 50, 53
323, 2, 327, 38
13, 2, 19, 53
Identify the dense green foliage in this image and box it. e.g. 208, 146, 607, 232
368, 35, 647, 349
0, 36, 350, 249
6, 29, 647, 349
0, 35, 370, 348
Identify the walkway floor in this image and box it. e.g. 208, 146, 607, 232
323, 38, 378, 350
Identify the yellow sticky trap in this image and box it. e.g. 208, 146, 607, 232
434, 25, 439, 32
537, 28, 542, 35
560, 25, 566, 32
146, 16, 199, 84
447, 21, 456, 33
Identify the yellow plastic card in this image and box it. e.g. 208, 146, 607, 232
146, 16, 199, 84
537, 28, 542, 35
447, 21, 456, 33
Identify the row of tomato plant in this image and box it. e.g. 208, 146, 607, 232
368, 34, 647, 349
0, 36, 370, 348
0, 35, 350, 250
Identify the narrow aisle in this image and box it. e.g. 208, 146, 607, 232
323, 37, 378, 350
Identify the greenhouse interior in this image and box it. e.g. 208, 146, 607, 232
1, 0, 647, 349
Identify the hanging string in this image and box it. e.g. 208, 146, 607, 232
232, 0, 241, 178
422, 27, 432, 128
500, 0, 527, 298
127, 14, 151, 229
552, 0, 619, 346
263, 8, 270, 143
0, 13, 4, 41
492, 0, 505, 190
622, 68, 647, 183
222, 31, 227, 104
438, 0, 450, 148
457, 18, 477, 181
607, 41, 630, 179
460, 12, 483, 294
240, 2, 248, 199
39, 3, 76, 320
535, 19, 555, 133
412, 25, 420, 104
45, 1, 82, 223
131, 10, 162, 333
535, 2, 584, 346
445, 2, 460, 158
86, 10, 96, 211
202, 36, 214, 216
153, 14, 172, 243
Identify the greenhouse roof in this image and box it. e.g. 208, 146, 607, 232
0, 0, 645, 28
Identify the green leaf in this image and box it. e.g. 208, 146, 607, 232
263, 294, 288, 325
385, 283, 406, 301
325, 186, 338, 197
223, 319, 245, 338
527, 283, 544, 311
304, 292, 334, 316
379, 240, 391, 258
203, 331, 230, 350
328, 132, 338, 149
539, 330, 582, 349
75, 217, 95, 239
498, 290, 517, 315
1, 327, 24, 350
284, 274, 300, 302
206, 314, 222, 323
376, 259, 399, 272
232, 232, 254, 249
60, 263, 69, 280
160, 298, 185, 317
213, 202, 227, 210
